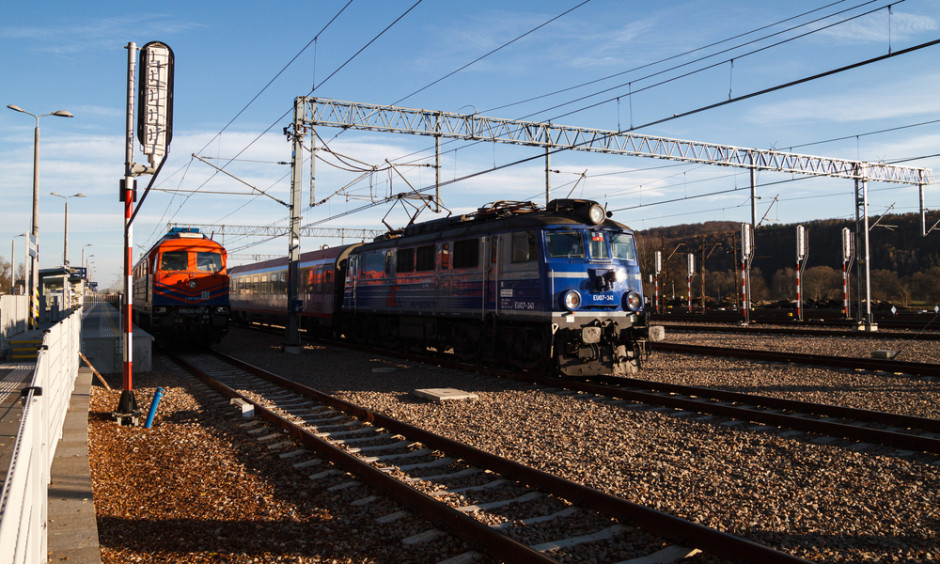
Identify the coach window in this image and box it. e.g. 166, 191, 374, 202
588, 232, 610, 260
397, 248, 415, 273
416, 245, 435, 272
546, 231, 584, 258
160, 251, 188, 271
452, 239, 479, 269
511, 231, 537, 263
610, 233, 637, 262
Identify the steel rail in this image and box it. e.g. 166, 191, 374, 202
598, 376, 940, 435
186, 350, 809, 564
659, 323, 940, 341
501, 371, 940, 455
168, 352, 556, 564
651, 342, 940, 377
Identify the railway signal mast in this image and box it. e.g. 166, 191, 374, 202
115, 40, 174, 425
841, 227, 855, 319
740, 223, 754, 325
687, 253, 695, 314
653, 251, 662, 314
795, 225, 808, 322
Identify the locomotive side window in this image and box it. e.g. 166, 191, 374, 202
160, 251, 188, 271
610, 233, 637, 261
196, 251, 223, 272
589, 233, 610, 260
397, 248, 415, 273
361, 252, 385, 279
415, 245, 435, 272
511, 231, 537, 263
452, 238, 479, 269
546, 231, 585, 258
441, 243, 450, 269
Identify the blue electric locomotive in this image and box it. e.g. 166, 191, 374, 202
340, 199, 663, 376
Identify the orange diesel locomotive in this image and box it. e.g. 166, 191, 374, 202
133, 227, 230, 345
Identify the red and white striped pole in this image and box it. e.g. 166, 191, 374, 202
741, 260, 747, 323
654, 274, 659, 314
842, 262, 849, 318
796, 260, 802, 321
117, 42, 139, 420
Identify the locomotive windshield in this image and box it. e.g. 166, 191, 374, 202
610, 233, 637, 261
588, 232, 610, 260
546, 231, 585, 258
160, 251, 188, 271
196, 252, 223, 272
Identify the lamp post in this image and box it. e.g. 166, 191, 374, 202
10, 232, 27, 293
50, 192, 85, 266
82, 244, 93, 269
7, 104, 74, 328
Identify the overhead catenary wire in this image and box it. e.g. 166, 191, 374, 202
348, 0, 907, 202
300, 36, 938, 232
145, 0, 420, 249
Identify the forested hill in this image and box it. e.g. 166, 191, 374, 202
635, 212, 940, 278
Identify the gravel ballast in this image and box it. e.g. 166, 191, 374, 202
88, 327, 940, 562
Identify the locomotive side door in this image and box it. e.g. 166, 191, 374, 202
484, 235, 500, 314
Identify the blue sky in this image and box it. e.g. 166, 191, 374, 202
2, 0, 938, 288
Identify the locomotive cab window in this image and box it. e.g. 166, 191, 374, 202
196, 252, 223, 272
611, 233, 637, 261
160, 251, 188, 271
546, 231, 584, 258
588, 232, 610, 260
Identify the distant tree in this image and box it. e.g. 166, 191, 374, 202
770, 267, 795, 301
750, 267, 770, 303
0, 258, 9, 294
803, 265, 840, 302
910, 267, 940, 304
869, 269, 901, 302
705, 269, 737, 305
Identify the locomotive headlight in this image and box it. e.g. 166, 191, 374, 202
624, 291, 642, 311
588, 203, 606, 225
563, 290, 582, 311
187, 280, 197, 288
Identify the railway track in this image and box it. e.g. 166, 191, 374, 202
652, 309, 940, 331
650, 342, 940, 378
659, 322, 940, 341
242, 322, 940, 455
168, 349, 808, 563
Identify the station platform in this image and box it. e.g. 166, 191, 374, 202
0, 302, 153, 563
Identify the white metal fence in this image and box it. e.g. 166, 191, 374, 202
0, 310, 81, 563
1, 295, 29, 353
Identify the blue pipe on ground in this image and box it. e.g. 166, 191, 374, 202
144, 387, 165, 428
